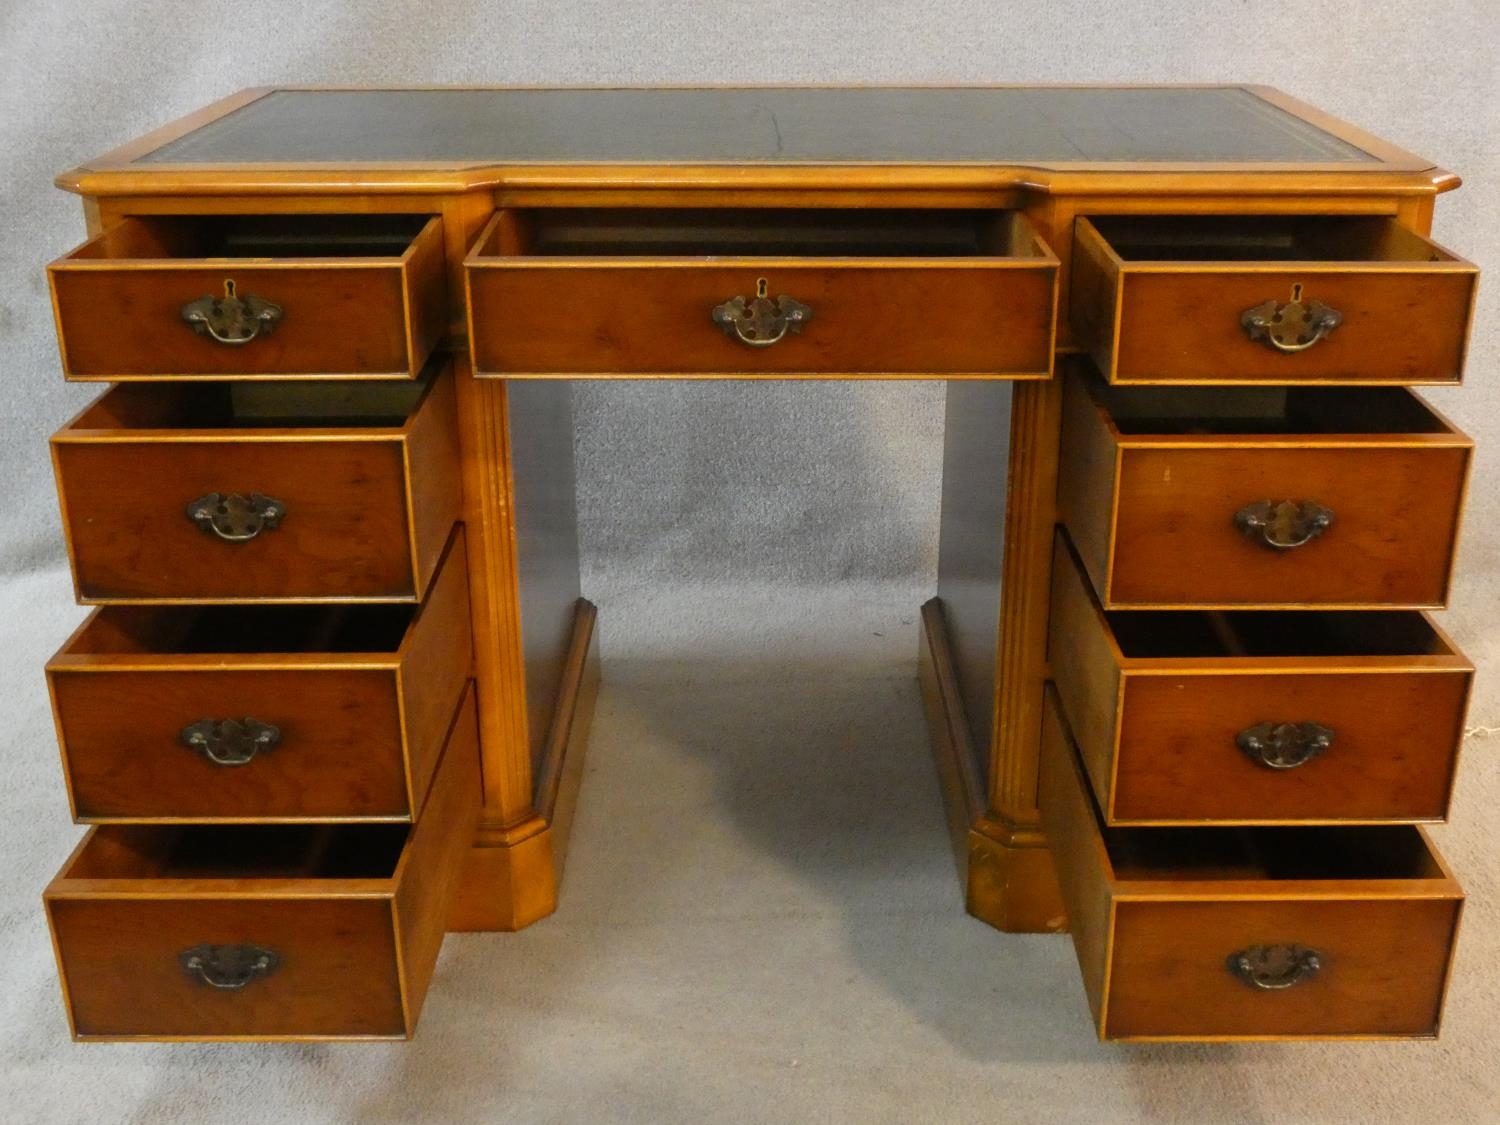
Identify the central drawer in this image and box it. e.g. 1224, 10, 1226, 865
45, 683, 481, 1041
464, 207, 1058, 378
51, 367, 461, 603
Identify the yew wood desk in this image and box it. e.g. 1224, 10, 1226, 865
39, 87, 1477, 1042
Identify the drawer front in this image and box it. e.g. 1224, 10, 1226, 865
468, 263, 1055, 377
49, 529, 472, 822
1057, 369, 1475, 609
52, 374, 460, 603
52, 668, 408, 820
46, 684, 482, 1040
49, 216, 447, 381
1049, 534, 1474, 824
1111, 445, 1468, 607
1071, 216, 1477, 385
1040, 689, 1463, 1041
56, 439, 413, 601
1114, 671, 1470, 824
1109, 897, 1461, 1039
50, 896, 402, 1039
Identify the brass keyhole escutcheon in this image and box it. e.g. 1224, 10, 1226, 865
1241, 283, 1342, 353
712, 277, 812, 347
181, 278, 284, 345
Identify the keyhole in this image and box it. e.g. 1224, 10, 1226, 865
756, 277, 768, 299
223, 278, 238, 299
1290, 283, 1303, 302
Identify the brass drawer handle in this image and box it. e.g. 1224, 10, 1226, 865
1234, 499, 1333, 550
181, 718, 281, 766
1241, 285, 1341, 353
187, 492, 286, 542
181, 279, 283, 346
179, 943, 281, 990
712, 278, 812, 347
1236, 721, 1334, 770
1227, 944, 1322, 990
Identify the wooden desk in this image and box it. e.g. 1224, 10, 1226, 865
38, 86, 1476, 1042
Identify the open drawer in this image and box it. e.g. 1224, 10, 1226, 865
48, 527, 471, 823
1041, 688, 1463, 1041
464, 207, 1058, 378
1049, 532, 1472, 825
48, 213, 448, 381
1070, 214, 1477, 385
51, 366, 461, 603
45, 683, 481, 1041
1057, 363, 1472, 608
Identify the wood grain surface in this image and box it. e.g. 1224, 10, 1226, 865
1071, 215, 1476, 385
1040, 689, 1464, 1040
45, 684, 481, 1041
50, 215, 448, 380
1049, 533, 1474, 824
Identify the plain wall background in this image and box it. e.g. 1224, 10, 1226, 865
2, 0, 1497, 676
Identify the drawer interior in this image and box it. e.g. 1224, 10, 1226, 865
481, 207, 1046, 259
1107, 606, 1456, 660
62, 823, 408, 881
72, 213, 434, 262
1087, 378, 1452, 436
1086, 214, 1454, 264
1105, 821, 1445, 884
67, 602, 415, 655
67, 378, 429, 431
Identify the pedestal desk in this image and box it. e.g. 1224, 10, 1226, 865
38, 87, 1478, 1042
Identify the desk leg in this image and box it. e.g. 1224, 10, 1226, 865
920, 599, 1065, 933
452, 600, 599, 932
447, 366, 592, 931
929, 378, 1066, 933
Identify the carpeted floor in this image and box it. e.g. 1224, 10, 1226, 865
2, 565, 1497, 1124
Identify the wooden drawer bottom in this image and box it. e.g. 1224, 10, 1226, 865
1040, 686, 1463, 1041
44, 683, 481, 1041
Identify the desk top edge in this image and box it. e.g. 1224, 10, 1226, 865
57, 85, 1452, 198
